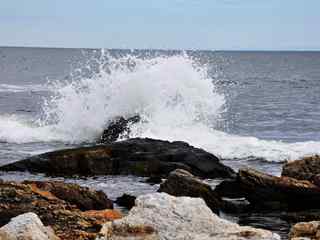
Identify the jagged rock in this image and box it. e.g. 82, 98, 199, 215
100, 116, 141, 143
282, 155, 320, 181
115, 194, 136, 210
99, 192, 280, 240
0, 138, 235, 179
0, 212, 60, 240
23, 180, 113, 210
158, 169, 222, 213
238, 168, 320, 210
0, 180, 115, 240
289, 221, 320, 240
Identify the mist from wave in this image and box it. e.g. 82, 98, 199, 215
0, 50, 319, 162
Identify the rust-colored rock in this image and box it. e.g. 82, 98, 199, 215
83, 209, 122, 222
24, 180, 113, 210
0, 180, 116, 240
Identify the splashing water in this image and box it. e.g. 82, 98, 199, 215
0, 50, 320, 162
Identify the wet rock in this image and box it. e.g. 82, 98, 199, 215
0, 138, 235, 179
145, 176, 162, 185
99, 192, 280, 240
282, 155, 320, 181
0, 180, 116, 240
214, 179, 246, 198
0, 212, 60, 240
158, 169, 222, 213
289, 221, 320, 240
23, 180, 113, 211
100, 115, 141, 143
115, 194, 136, 210
281, 210, 320, 223
238, 168, 320, 210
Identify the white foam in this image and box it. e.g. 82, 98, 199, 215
0, 84, 50, 93
0, 51, 320, 162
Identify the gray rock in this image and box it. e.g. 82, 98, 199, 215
0, 212, 59, 240
98, 192, 280, 240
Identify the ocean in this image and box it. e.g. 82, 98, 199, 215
1, 47, 319, 237
0, 47, 319, 174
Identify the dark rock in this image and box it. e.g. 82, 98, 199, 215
23, 180, 113, 211
0, 180, 120, 240
115, 194, 136, 210
145, 176, 162, 185
282, 155, 320, 181
100, 115, 140, 143
238, 168, 320, 211
158, 169, 223, 213
214, 179, 246, 199
281, 210, 320, 223
0, 138, 235, 179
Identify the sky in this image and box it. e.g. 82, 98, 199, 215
0, 0, 319, 50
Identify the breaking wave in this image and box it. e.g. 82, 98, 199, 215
0, 50, 320, 162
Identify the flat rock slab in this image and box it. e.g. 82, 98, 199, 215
0, 138, 234, 179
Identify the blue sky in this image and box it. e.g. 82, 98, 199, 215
0, 0, 319, 50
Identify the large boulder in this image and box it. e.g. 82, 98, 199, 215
237, 168, 320, 210
282, 155, 320, 182
0, 138, 235, 179
0, 180, 116, 240
158, 169, 222, 213
0, 212, 59, 240
99, 115, 141, 143
289, 221, 320, 240
98, 193, 280, 240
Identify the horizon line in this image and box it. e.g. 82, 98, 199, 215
1, 45, 320, 52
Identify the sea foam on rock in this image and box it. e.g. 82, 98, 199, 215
98, 192, 280, 240
0, 138, 235, 179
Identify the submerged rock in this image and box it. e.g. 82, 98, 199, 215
99, 115, 141, 143
238, 168, 320, 210
115, 194, 136, 210
289, 221, 320, 240
0, 138, 235, 179
158, 169, 222, 213
282, 155, 320, 182
98, 192, 280, 240
0, 212, 60, 240
0, 180, 115, 240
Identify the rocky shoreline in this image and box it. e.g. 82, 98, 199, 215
0, 119, 320, 239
